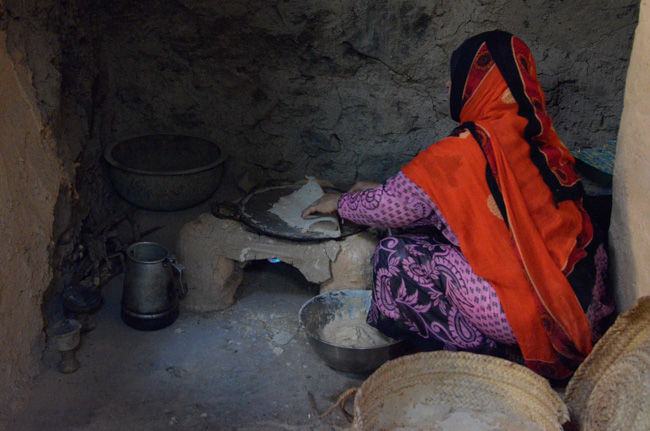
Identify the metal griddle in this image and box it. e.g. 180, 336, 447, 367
237, 184, 363, 242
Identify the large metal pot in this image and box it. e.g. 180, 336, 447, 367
104, 135, 226, 211
299, 290, 409, 374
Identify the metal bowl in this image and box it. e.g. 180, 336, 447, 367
299, 290, 408, 374
104, 135, 226, 211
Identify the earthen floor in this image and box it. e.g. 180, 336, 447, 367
8, 201, 359, 431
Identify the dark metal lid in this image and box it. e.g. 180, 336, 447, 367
237, 184, 363, 242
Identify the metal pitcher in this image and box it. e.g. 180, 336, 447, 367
121, 242, 187, 331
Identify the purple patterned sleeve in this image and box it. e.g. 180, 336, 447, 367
338, 172, 459, 246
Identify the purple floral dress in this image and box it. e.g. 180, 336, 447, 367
338, 172, 612, 354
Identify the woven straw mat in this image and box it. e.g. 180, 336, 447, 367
351, 351, 568, 431
565, 295, 650, 430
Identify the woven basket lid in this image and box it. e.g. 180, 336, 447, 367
351, 351, 568, 431
565, 296, 650, 430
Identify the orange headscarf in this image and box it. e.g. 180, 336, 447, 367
402, 31, 593, 378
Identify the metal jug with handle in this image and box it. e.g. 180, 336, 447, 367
121, 242, 187, 330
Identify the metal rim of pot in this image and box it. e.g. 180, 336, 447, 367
125, 241, 169, 264
298, 290, 405, 351
103, 134, 227, 176
123, 241, 188, 297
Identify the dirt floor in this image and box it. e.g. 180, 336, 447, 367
7, 198, 363, 431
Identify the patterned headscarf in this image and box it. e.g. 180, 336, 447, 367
402, 31, 595, 379
449, 30, 584, 204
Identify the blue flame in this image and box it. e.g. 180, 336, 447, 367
267, 258, 281, 263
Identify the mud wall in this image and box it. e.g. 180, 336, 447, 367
0, 0, 112, 418
97, 0, 638, 187
0, 29, 61, 416
610, 0, 650, 312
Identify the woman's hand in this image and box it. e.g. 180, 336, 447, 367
301, 193, 341, 218
347, 181, 381, 193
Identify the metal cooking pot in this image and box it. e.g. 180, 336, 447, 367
299, 290, 409, 374
104, 135, 226, 211
121, 242, 187, 331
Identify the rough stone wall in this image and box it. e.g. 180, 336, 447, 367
610, 0, 650, 312
0, 29, 60, 416
47, 1, 119, 297
0, 0, 111, 419
97, 0, 638, 187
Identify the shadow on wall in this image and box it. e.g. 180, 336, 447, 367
0, 30, 60, 416
95, 0, 639, 187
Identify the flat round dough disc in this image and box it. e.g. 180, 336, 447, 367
238, 184, 363, 241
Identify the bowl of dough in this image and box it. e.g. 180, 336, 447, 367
299, 289, 409, 374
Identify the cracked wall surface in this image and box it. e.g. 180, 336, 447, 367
0, 0, 114, 420
97, 0, 637, 187
0, 29, 60, 417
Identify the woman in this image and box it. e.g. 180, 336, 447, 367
302, 30, 614, 379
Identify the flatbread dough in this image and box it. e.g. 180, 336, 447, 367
268, 179, 341, 238
320, 313, 394, 348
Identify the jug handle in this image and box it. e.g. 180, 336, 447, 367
167, 257, 188, 298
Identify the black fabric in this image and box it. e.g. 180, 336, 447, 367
570, 195, 612, 312
582, 194, 613, 238
567, 234, 599, 311
462, 121, 509, 227
449, 34, 487, 122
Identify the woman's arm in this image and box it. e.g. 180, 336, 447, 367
301, 173, 459, 245
300, 180, 382, 217
338, 172, 453, 234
